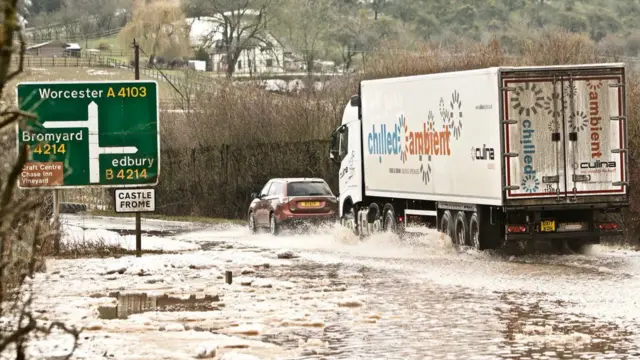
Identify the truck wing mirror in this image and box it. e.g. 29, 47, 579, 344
350, 95, 360, 107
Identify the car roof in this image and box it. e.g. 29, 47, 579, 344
270, 177, 327, 183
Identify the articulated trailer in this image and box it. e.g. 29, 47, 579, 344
329, 63, 629, 252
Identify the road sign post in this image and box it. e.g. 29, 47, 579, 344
114, 187, 155, 257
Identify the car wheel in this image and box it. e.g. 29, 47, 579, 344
248, 211, 257, 234
269, 213, 280, 236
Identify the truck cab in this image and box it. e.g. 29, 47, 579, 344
329, 96, 363, 230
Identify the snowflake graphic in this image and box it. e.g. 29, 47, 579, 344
511, 83, 545, 117
449, 90, 463, 140
399, 114, 408, 164
569, 110, 589, 132
547, 119, 560, 132
420, 162, 432, 185
439, 97, 451, 130
564, 84, 578, 102
427, 110, 435, 131
521, 174, 540, 193
588, 80, 603, 91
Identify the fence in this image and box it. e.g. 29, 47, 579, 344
11, 55, 113, 68
52, 139, 335, 220
156, 140, 335, 219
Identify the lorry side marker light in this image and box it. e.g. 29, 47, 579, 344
598, 222, 619, 231
507, 225, 527, 233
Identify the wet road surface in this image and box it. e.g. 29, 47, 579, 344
186, 225, 640, 359
44, 215, 640, 359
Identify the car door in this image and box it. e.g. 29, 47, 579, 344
256, 181, 272, 225
264, 181, 281, 217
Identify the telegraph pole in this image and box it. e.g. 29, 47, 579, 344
133, 38, 141, 257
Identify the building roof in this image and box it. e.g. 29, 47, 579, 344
186, 16, 282, 51
26, 40, 82, 50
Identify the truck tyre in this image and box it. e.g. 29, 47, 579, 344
342, 208, 359, 236
440, 210, 455, 243
383, 205, 396, 233
469, 212, 481, 249
566, 238, 591, 254
454, 211, 469, 247
269, 212, 280, 236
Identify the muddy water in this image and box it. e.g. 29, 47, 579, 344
192, 225, 640, 359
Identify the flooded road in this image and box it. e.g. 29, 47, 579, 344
181, 225, 640, 359
25, 215, 640, 359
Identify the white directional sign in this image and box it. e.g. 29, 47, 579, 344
43, 102, 139, 184
114, 188, 156, 213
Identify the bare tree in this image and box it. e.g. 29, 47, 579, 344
0, 0, 80, 358
184, 0, 275, 78
117, 0, 191, 65
369, 0, 387, 20
275, 0, 335, 76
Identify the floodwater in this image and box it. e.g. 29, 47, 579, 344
40, 215, 640, 359
182, 224, 640, 359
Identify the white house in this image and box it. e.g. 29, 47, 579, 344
186, 16, 286, 75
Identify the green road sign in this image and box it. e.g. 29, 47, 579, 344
16, 80, 160, 189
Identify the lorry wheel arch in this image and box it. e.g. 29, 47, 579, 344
342, 197, 354, 217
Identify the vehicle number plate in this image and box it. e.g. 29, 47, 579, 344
540, 220, 556, 232
300, 201, 320, 207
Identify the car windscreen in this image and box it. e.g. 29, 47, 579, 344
287, 182, 332, 197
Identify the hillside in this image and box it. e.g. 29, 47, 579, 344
20, 0, 640, 76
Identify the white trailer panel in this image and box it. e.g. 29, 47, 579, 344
361, 68, 504, 206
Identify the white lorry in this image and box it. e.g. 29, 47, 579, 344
328, 63, 629, 251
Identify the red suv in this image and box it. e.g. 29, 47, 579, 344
248, 178, 338, 235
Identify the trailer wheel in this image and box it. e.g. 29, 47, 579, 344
469, 212, 481, 249
566, 239, 591, 254
454, 211, 469, 247
440, 210, 455, 242
383, 205, 396, 233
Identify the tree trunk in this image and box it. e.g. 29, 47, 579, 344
147, 54, 155, 67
